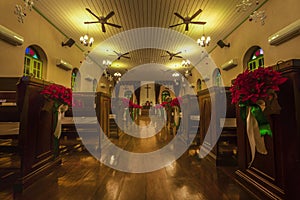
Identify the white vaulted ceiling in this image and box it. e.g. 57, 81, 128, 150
32, 0, 267, 71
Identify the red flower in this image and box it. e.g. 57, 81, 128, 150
41, 84, 72, 106
230, 67, 287, 105
122, 98, 141, 109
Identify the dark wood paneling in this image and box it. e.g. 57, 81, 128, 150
14, 76, 61, 192
96, 92, 111, 137
235, 59, 300, 199
0, 77, 20, 91
198, 87, 237, 164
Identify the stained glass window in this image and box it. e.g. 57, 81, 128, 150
248, 48, 264, 71
162, 90, 170, 102
71, 68, 79, 91
24, 47, 43, 79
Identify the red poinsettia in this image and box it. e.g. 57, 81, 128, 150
230, 67, 287, 105
122, 98, 142, 109
41, 84, 72, 106
161, 97, 182, 108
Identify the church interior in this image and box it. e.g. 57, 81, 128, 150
0, 0, 300, 199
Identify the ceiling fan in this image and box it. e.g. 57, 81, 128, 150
113, 51, 130, 60
84, 8, 122, 33
162, 51, 182, 60
169, 9, 206, 31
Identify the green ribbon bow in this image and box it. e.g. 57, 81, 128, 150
240, 103, 272, 137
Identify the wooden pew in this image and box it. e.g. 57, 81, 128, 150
12, 76, 62, 192
235, 59, 300, 199
0, 78, 21, 185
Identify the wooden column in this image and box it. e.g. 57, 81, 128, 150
198, 87, 237, 164
235, 59, 300, 199
96, 92, 111, 137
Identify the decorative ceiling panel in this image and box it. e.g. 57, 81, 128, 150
32, 0, 266, 71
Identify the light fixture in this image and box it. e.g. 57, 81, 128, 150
249, 10, 266, 25
114, 72, 122, 77
103, 59, 112, 67
217, 40, 230, 48
236, 0, 259, 12
80, 34, 94, 47
62, 38, 75, 47
14, 0, 37, 23
184, 69, 192, 77
181, 59, 191, 67
172, 72, 180, 77
197, 26, 211, 47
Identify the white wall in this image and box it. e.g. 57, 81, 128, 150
209, 0, 300, 86
0, 0, 83, 87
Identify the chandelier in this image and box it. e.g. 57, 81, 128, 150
197, 26, 211, 47
114, 72, 121, 77
14, 0, 37, 23
172, 72, 180, 77
236, 0, 259, 12
80, 34, 94, 47
182, 59, 191, 67
103, 59, 112, 67
249, 10, 266, 25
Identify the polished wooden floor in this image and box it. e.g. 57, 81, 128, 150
0, 117, 257, 200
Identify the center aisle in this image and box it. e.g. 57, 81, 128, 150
9, 116, 256, 200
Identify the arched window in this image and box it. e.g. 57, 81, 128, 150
197, 79, 202, 91
93, 79, 98, 92
124, 90, 133, 99
247, 48, 264, 71
213, 68, 222, 86
24, 47, 43, 79
71, 68, 80, 91
161, 90, 170, 102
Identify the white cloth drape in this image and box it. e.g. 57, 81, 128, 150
246, 106, 268, 167
53, 104, 68, 138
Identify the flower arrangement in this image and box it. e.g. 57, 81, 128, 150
40, 84, 72, 151
122, 98, 142, 109
160, 97, 182, 108
230, 67, 287, 105
40, 84, 72, 106
230, 67, 287, 166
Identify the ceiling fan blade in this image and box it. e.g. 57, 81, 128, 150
102, 23, 106, 32
169, 56, 173, 60
190, 9, 202, 20
166, 51, 171, 55
106, 22, 122, 28
185, 24, 189, 31
122, 52, 129, 55
122, 56, 130, 59
190, 21, 206, 25
174, 12, 185, 21
169, 23, 184, 28
174, 55, 183, 58
104, 11, 115, 20
113, 50, 119, 55
174, 51, 182, 55
84, 21, 99, 24
86, 8, 100, 20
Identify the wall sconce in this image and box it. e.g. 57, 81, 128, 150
217, 40, 230, 48
61, 38, 75, 47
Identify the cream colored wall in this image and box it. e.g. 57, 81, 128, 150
209, 0, 300, 86
1, 0, 299, 90
0, 0, 83, 87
